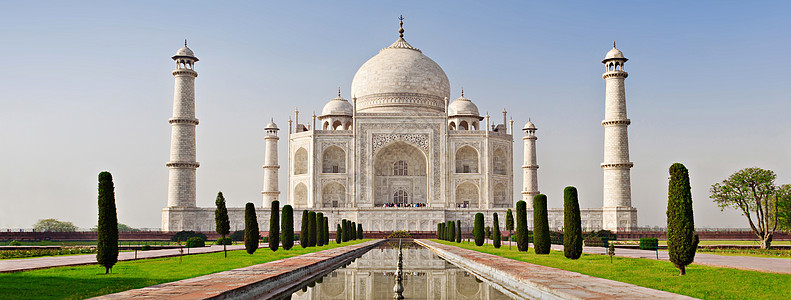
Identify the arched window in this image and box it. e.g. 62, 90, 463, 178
322, 146, 345, 173
448, 121, 456, 130
459, 120, 468, 130
294, 183, 308, 206
344, 121, 352, 130
493, 148, 507, 175
393, 160, 408, 175
455, 146, 479, 173
323, 121, 329, 130
394, 190, 409, 204
294, 148, 308, 175
332, 120, 343, 130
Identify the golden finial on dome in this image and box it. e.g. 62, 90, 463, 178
461, 88, 464, 97
613, 41, 616, 48
398, 15, 405, 38
338, 87, 341, 97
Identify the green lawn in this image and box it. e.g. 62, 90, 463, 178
432, 240, 790, 300
657, 240, 791, 246
0, 240, 369, 300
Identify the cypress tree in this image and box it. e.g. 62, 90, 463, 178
505, 209, 514, 250
324, 217, 330, 245
485, 226, 491, 243
456, 220, 462, 243
215, 191, 231, 258
516, 201, 528, 252
437, 223, 442, 239
316, 212, 324, 246
342, 220, 349, 242
351, 221, 357, 240
448, 221, 455, 242
282, 205, 294, 250
357, 223, 363, 240
244, 202, 259, 254
667, 163, 699, 275
269, 200, 280, 251
336, 224, 342, 244
493, 213, 502, 248
96, 171, 118, 274
533, 194, 551, 254
438, 223, 444, 240
473, 213, 484, 246
300, 210, 309, 248
563, 187, 583, 259
308, 211, 317, 247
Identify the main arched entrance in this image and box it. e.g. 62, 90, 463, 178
373, 141, 427, 206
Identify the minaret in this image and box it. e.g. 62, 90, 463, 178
166, 41, 200, 208
521, 120, 539, 207
601, 42, 636, 231
262, 119, 280, 208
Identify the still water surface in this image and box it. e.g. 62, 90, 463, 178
288, 242, 515, 299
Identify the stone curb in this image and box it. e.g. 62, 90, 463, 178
417, 240, 696, 300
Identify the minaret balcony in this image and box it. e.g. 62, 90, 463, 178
601, 119, 631, 126
169, 117, 199, 125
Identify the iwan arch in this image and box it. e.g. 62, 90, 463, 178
162, 20, 638, 233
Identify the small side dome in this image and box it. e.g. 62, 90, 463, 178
265, 119, 279, 130
448, 94, 480, 117
602, 43, 627, 63
176, 46, 195, 57
523, 121, 536, 130
321, 94, 354, 117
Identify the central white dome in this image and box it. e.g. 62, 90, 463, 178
351, 38, 450, 114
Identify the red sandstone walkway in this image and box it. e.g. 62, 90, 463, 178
0, 244, 249, 273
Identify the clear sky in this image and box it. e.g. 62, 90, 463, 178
0, 1, 788, 229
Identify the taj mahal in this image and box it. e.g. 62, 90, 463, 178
162, 19, 638, 233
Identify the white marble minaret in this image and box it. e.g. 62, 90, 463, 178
601, 43, 637, 231
166, 41, 200, 208
262, 119, 280, 208
521, 120, 539, 208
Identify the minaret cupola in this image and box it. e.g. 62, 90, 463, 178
172, 40, 198, 71
447, 89, 483, 130
602, 41, 628, 76
318, 89, 354, 130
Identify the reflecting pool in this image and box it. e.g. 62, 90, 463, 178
288, 242, 515, 299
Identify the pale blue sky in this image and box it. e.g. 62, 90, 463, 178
0, 1, 788, 229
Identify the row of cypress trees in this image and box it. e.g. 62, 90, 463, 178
336, 219, 363, 243
240, 200, 299, 254
436, 220, 462, 242
298, 210, 329, 248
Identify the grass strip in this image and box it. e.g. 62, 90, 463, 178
432, 239, 790, 300
0, 240, 369, 300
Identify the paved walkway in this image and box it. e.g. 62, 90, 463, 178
93, 240, 382, 300
419, 240, 693, 299
0, 244, 249, 273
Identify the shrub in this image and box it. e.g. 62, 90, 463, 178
563, 186, 583, 259
216, 237, 232, 245
171, 231, 208, 242
473, 213, 484, 246
516, 200, 528, 252
281, 205, 294, 250
585, 230, 616, 241
230, 230, 245, 241
300, 211, 309, 248
316, 212, 324, 246
492, 213, 501, 248
640, 238, 659, 250
456, 220, 462, 243
9, 240, 21, 246
667, 163, 699, 275
185, 237, 205, 248
308, 211, 317, 247
584, 237, 610, 247
244, 202, 259, 254
357, 223, 363, 240
549, 231, 564, 245
533, 194, 550, 254
387, 231, 412, 239
97, 171, 119, 274
141, 245, 151, 251
269, 200, 280, 251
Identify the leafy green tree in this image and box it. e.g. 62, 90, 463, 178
456, 220, 462, 243
281, 205, 294, 250
516, 201, 528, 252
668, 163, 699, 275
316, 212, 325, 246
33, 219, 78, 232
710, 167, 788, 249
96, 171, 118, 274
505, 209, 514, 250
563, 187, 583, 259
244, 202, 259, 254
336, 224, 342, 244
533, 194, 550, 254
357, 223, 363, 239
308, 211, 317, 247
215, 191, 231, 257
492, 213, 501, 248
775, 185, 791, 234
473, 213, 484, 246
268, 201, 280, 251
300, 210, 309, 248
